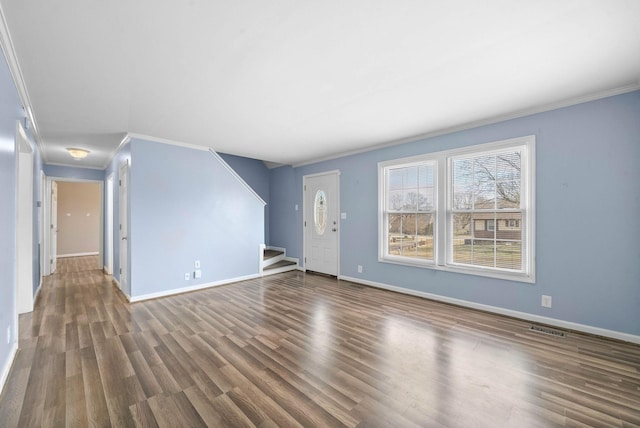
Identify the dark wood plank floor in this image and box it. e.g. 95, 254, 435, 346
1, 257, 639, 427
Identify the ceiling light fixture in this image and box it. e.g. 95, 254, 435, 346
66, 148, 90, 160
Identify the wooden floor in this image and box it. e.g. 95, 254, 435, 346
1, 257, 639, 427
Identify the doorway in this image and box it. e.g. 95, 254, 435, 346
43, 177, 104, 277
118, 160, 129, 294
303, 170, 340, 276
16, 121, 34, 314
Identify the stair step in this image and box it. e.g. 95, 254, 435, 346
263, 259, 297, 271
264, 249, 284, 260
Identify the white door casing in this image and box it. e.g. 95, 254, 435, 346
118, 161, 129, 292
106, 174, 114, 275
304, 171, 339, 276
50, 180, 58, 274
16, 121, 34, 314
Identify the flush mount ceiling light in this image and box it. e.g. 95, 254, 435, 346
66, 148, 90, 160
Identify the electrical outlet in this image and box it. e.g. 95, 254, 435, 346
357, 265, 363, 273
184, 273, 190, 281
194, 260, 201, 269
195, 270, 202, 279
541, 295, 552, 308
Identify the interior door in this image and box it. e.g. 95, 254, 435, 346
118, 161, 129, 292
50, 180, 58, 274
304, 171, 339, 276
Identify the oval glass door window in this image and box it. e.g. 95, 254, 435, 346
314, 190, 327, 235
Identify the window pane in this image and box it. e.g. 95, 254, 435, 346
453, 158, 473, 209
403, 190, 419, 211
406, 166, 418, 188
472, 215, 495, 240
388, 190, 403, 210
388, 168, 406, 190
471, 240, 495, 267
453, 238, 472, 264
388, 213, 402, 255
418, 165, 433, 187
398, 213, 416, 257
496, 241, 522, 270
416, 213, 434, 260
314, 190, 327, 235
496, 179, 520, 209
452, 213, 473, 240
495, 212, 522, 240
496, 151, 521, 181
496, 151, 521, 208
418, 187, 434, 211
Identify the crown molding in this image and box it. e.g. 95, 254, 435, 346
293, 83, 640, 168
126, 133, 210, 152
0, 4, 45, 159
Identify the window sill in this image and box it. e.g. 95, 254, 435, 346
379, 256, 535, 284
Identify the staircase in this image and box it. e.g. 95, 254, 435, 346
261, 246, 298, 276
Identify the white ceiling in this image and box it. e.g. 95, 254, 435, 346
1, 0, 639, 169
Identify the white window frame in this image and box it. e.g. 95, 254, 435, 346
378, 157, 438, 268
378, 135, 535, 283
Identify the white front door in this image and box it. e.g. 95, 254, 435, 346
50, 180, 58, 274
304, 171, 339, 276
119, 161, 129, 292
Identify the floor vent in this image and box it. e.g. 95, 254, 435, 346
529, 325, 566, 337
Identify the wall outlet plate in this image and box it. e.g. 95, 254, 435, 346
194, 260, 201, 269
195, 270, 202, 279
357, 265, 363, 273
185, 273, 190, 281
541, 295, 552, 308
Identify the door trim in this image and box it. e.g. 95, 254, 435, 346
302, 170, 340, 276
105, 173, 114, 275
16, 121, 33, 314
42, 176, 105, 275
118, 160, 129, 295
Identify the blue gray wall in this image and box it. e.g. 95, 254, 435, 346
0, 47, 23, 386
43, 164, 105, 181
106, 139, 265, 299
219, 153, 270, 245
269, 91, 640, 337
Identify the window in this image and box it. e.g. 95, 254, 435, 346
382, 161, 436, 263
379, 136, 535, 283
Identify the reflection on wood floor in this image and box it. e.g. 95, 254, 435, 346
1, 264, 639, 427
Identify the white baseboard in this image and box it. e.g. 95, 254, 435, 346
129, 273, 261, 303
0, 342, 19, 397
57, 252, 99, 258
339, 275, 640, 345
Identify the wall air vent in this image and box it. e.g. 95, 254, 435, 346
529, 325, 566, 337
